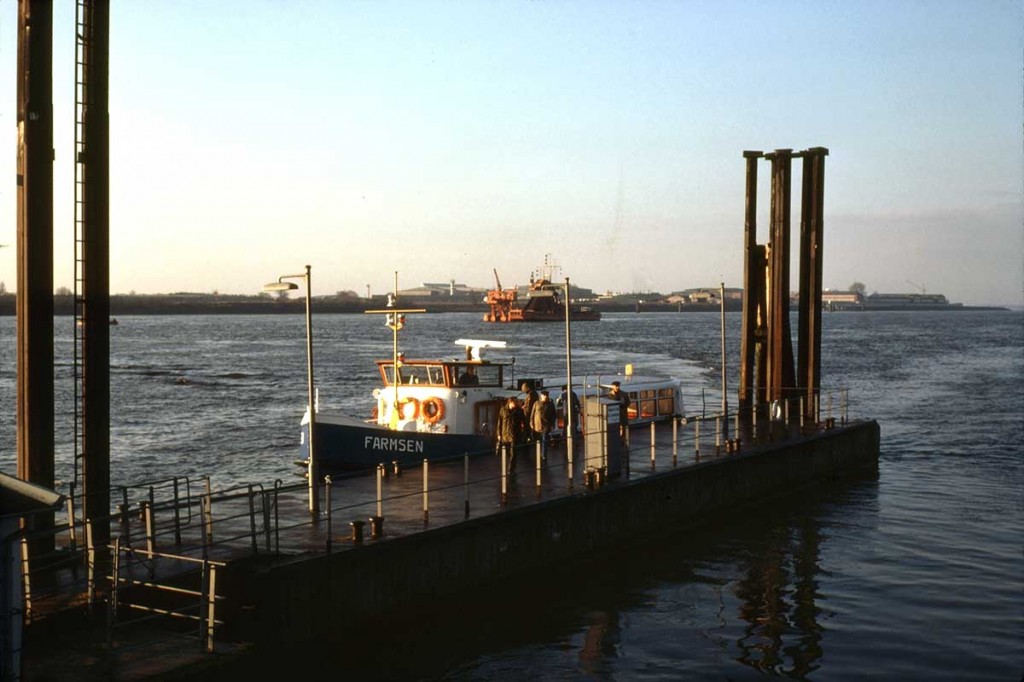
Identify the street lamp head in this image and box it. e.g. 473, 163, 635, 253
263, 281, 299, 293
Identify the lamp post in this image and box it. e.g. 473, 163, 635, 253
264, 265, 318, 515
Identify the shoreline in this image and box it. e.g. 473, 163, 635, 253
0, 297, 1009, 316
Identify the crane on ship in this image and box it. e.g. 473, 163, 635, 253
905, 280, 927, 294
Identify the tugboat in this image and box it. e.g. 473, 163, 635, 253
483, 258, 601, 322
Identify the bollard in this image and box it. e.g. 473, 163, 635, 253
350, 520, 365, 544
695, 419, 701, 460
715, 416, 722, 454
392, 460, 401, 477
753, 406, 759, 444
596, 467, 606, 487
841, 389, 848, 425
584, 468, 596, 489
369, 515, 384, 540
422, 459, 430, 524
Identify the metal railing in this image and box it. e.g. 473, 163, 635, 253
16, 387, 854, 652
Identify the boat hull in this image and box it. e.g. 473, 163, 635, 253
304, 418, 495, 471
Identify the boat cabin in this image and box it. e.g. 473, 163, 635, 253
376, 360, 506, 388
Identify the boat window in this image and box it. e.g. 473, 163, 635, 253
657, 388, 675, 415
638, 389, 658, 419
381, 363, 447, 386
475, 401, 501, 436
456, 364, 502, 387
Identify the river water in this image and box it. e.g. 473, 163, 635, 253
0, 310, 1021, 680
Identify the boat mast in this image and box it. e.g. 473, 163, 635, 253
363, 272, 425, 428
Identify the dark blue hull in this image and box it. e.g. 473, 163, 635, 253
303, 420, 495, 471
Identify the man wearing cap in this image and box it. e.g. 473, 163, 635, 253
496, 395, 526, 473
608, 381, 631, 443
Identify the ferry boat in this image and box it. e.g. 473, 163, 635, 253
297, 338, 683, 471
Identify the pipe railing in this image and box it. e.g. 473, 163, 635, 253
16, 386, 855, 642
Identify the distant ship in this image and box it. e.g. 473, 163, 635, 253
823, 291, 1004, 312
483, 263, 601, 323
861, 293, 963, 310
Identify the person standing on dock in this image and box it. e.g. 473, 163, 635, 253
608, 381, 631, 443
497, 396, 526, 473
556, 385, 581, 441
531, 390, 556, 460
520, 381, 539, 444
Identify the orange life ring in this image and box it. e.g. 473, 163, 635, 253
421, 397, 446, 424
397, 398, 420, 420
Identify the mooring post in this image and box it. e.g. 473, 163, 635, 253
739, 151, 762, 438
798, 148, 828, 424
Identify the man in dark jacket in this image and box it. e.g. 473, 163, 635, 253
520, 381, 539, 443
530, 390, 557, 460
608, 381, 631, 442
496, 396, 526, 473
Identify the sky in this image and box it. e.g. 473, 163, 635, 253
0, 0, 1021, 306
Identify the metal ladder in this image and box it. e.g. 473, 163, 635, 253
72, 0, 93, 490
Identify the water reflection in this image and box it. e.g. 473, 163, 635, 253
578, 610, 621, 674
735, 516, 824, 677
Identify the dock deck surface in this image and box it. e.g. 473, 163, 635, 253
21, 419, 779, 680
